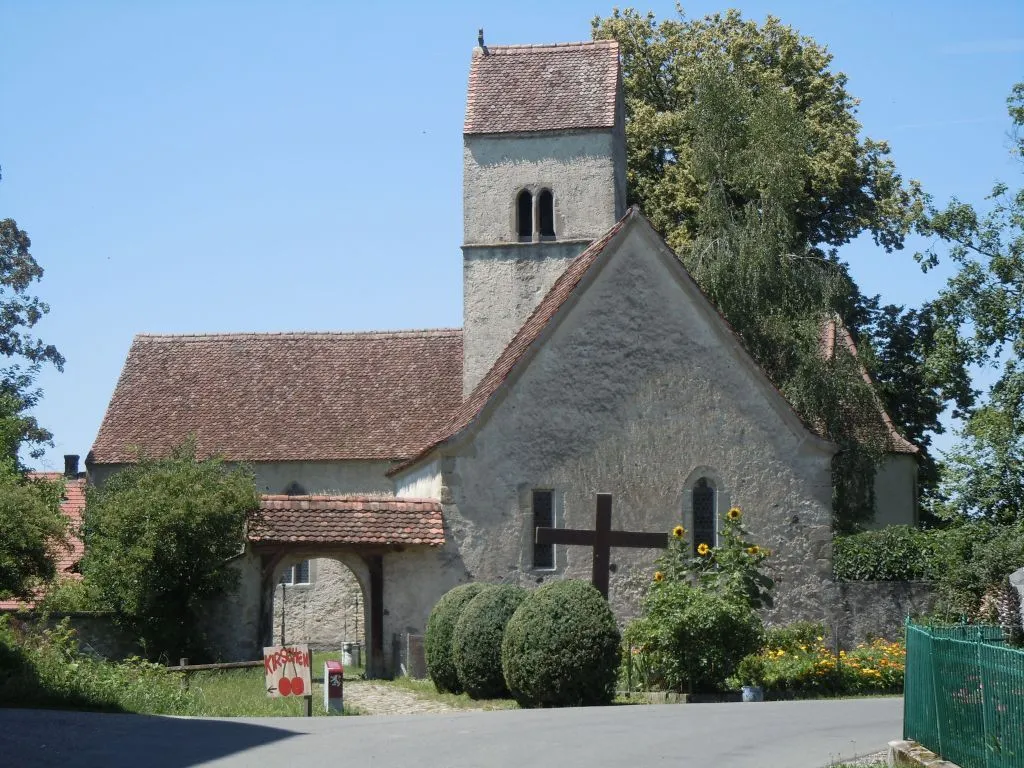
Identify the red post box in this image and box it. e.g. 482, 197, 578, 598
324, 660, 344, 713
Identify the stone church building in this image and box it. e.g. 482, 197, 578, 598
88, 38, 919, 674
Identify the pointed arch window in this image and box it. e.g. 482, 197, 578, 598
692, 477, 717, 553
517, 190, 533, 241
538, 189, 555, 238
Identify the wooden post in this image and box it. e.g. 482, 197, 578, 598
367, 555, 384, 678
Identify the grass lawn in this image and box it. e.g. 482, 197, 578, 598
181, 650, 363, 717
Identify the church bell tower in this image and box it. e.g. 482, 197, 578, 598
461, 34, 627, 396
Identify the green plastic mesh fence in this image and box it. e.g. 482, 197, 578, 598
904, 621, 1024, 768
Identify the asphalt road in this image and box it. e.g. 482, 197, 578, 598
0, 697, 901, 768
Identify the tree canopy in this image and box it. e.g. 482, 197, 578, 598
917, 84, 1024, 522
592, 8, 918, 257
82, 443, 260, 660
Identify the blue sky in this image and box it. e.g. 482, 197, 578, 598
1, 1, 1021, 471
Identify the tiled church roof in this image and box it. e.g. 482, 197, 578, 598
89, 330, 463, 464
819, 314, 918, 454
250, 495, 444, 546
464, 40, 620, 135
0, 475, 86, 611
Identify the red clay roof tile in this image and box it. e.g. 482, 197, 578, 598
464, 41, 620, 135
248, 495, 444, 547
89, 329, 463, 464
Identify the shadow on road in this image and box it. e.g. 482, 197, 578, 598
0, 708, 301, 768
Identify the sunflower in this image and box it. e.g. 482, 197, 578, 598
672, 525, 686, 539
746, 545, 760, 556
727, 507, 742, 521
697, 543, 710, 556
653, 571, 665, 582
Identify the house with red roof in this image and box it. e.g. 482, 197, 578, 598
88, 36, 920, 672
0, 460, 86, 612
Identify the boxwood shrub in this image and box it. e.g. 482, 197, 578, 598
452, 584, 527, 699
424, 583, 488, 693
501, 580, 620, 708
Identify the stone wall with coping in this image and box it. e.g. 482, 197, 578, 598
830, 581, 937, 647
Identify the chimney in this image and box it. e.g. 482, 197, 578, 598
64, 454, 80, 478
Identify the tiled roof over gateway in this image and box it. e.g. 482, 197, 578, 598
464, 40, 620, 135
89, 330, 463, 464
250, 495, 444, 546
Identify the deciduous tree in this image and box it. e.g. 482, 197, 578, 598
82, 442, 260, 660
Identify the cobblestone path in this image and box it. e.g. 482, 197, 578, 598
342, 680, 460, 716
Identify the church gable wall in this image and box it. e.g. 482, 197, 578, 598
442, 224, 837, 625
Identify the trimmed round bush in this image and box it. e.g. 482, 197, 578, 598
501, 580, 620, 708
452, 584, 528, 699
425, 583, 488, 693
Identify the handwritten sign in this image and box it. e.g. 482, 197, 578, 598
264, 644, 312, 698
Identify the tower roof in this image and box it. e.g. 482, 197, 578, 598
464, 40, 620, 135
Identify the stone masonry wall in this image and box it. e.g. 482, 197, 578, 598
437, 219, 839, 631
271, 558, 367, 653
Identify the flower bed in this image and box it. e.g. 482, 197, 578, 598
735, 633, 905, 698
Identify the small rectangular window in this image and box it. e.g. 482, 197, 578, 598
280, 560, 312, 585
533, 490, 554, 570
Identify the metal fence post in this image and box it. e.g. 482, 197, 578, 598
929, 625, 943, 758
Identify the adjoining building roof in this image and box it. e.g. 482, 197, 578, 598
819, 314, 919, 455
249, 495, 444, 547
464, 40, 620, 135
0, 474, 86, 612
89, 330, 463, 465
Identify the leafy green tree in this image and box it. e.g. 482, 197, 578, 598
0, 167, 67, 598
82, 442, 260, 660
0, 168, 65, 464
0, 460, 67, 599
916, 84, 1024, 521
591, 8, 918, 257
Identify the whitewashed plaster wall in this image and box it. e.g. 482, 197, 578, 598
89, 460, 395, 496
871, 454, 918, 529
436, 221, 840, 628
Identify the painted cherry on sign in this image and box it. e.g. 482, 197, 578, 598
278, 676, 292, 696
290, 677, 304, 695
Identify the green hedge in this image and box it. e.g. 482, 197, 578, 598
501, 580, 620, 708
452, 584, 527, 699
424, 583, 488, 694
832, 526, 943, 581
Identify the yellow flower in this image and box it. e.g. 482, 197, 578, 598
727, 507, 742, 521
653, 571, 664, 582
672, 525, 686, 539
746, 545, 760, 555
697, 543, 710, 556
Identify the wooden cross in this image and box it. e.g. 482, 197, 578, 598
535, 493, 668, 598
